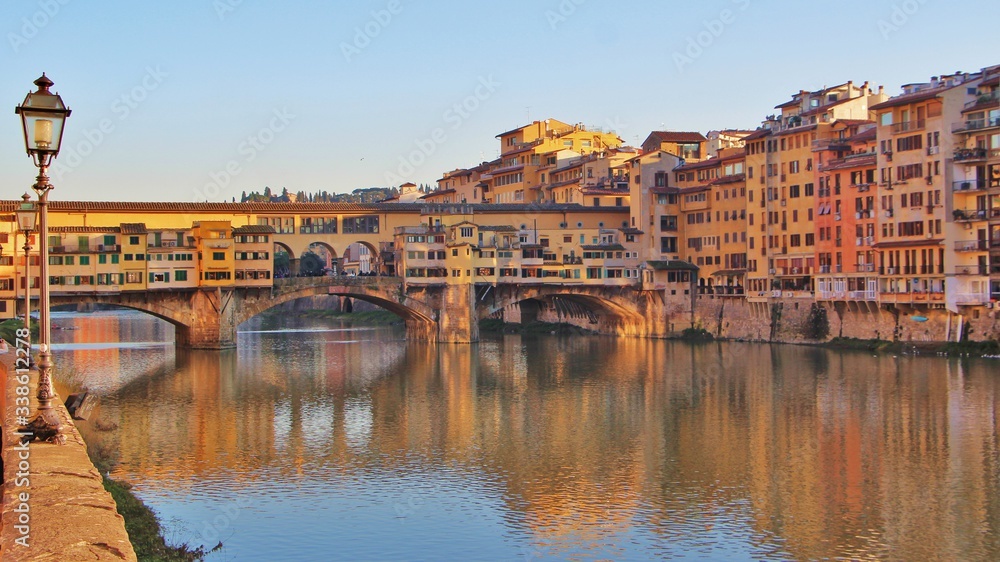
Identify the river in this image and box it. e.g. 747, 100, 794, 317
50, 309, 1000, 561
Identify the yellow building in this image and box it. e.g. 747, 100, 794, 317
640, 131, 707, 161
120, 224, 149, 292
193, 221, 235, 287
871, 72, 982, 309
234, 225, 276, 287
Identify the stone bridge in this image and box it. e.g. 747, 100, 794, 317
51, 278, 671, 348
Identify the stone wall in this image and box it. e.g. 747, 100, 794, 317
690, 295, 1000, 343
1, 356, 136, 561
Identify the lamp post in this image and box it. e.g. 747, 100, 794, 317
16, 194, 37, 357
15, 73, 71, 441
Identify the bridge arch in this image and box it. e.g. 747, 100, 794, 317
235, 278, 440, 340
482, 285, 663, 337
49, 292, 224, 348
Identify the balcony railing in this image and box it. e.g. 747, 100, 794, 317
953, 209, 989, 221
964, 90, 1000, 108
953, 178, 988, 191
890, 119, 925, 134
953, 147, 993, 162
955, 265, 989, 275
953, 116, 1000, 133
955, 240, 988, 252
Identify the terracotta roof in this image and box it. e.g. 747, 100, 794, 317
775, 98, 800, 109
50, 226, 122, 233
233, 225, 276, 234
870, 87, 946, 111
710, 174, 746, 186
546, 178, 582, 190
582, 244, 626, 251
120, 223, 147, 234
774, 124, 817, 136
674, 158, 719, 172
846, 128, 877, 142
678, 185, 711, 194
420, 188, 455, 199
644, 131, 707, 144
496, 123, 533, 138
835, 119, 873, 127
743, 128, 772, 141
619, 227, 643, 234
982, 76, 1000, 88
801, 96, 856, 117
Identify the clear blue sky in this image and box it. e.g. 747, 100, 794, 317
1, 0, 997, 202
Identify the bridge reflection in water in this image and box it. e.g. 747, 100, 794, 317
54, 312, 1000, 561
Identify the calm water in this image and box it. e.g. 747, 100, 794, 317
51, 310, 1000, 561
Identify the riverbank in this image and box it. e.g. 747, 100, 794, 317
57, 378, 208, 561
86, 434, 208, 562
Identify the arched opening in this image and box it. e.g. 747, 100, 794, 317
341, 241, 380, 276
303, 241, 337, 276
273, 242, 295, 278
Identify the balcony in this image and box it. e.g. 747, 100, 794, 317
955, 240, 988, 252
855, 263, 876, 273
955, 265, 989, 276
847, 290, 878, 301
890, 119, 925, 134
953, 147, 999, 163
953, 116, 1000, 133
953, 178, 988, 191
964, 90, 1000, 109
953, 209, 989, 222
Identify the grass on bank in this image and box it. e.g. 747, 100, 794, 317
87, 437, 209, 562
826, 336, 1000, 355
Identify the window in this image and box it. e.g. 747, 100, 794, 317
125, 272, 143, 284
213, 252, 225, 260
175, 270, 188, 282
129, 236, 140, 245
80, 256, 90, 265
460, 227, 473, 238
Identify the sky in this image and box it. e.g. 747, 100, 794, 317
1, 0, 997, 203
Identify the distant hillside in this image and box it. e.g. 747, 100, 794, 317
239, 185, 432, 204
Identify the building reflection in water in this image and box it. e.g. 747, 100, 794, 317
58, 312, 1000, 560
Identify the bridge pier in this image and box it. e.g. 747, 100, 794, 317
175, 288, 237, 349
435, 283, 480, 343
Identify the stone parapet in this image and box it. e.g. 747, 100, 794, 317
1, 355, 136, 561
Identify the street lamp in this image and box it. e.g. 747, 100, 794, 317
15, 73, 71, 441
16, 194, 37, 358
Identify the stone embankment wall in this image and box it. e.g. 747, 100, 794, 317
689, 296, 1000, 343
1, 356, 136, 561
